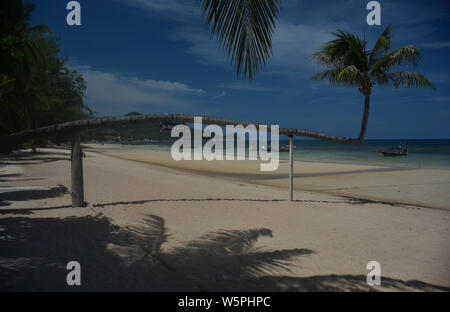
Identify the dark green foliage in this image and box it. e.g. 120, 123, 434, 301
312, 25, 435, 93
0, 0, 92, 137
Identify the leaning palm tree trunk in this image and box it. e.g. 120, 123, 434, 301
357, 94, 371, 144
0, 113, 365, 149
0, 113, 368, 207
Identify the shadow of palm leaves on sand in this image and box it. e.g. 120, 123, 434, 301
170, 229, 313, 290
107, 215, 450, 292
125, 216, 169, 257
0, 214, 448, 291
117, 216, 314, 291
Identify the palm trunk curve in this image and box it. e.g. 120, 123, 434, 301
356, 94, 371, 144
0, 111, 370, 151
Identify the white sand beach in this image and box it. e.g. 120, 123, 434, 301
1, 147, 449, 291
85, 144, 450, 210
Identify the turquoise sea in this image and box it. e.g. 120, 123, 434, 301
283, 139, 450, 169
120, 139, 450, 170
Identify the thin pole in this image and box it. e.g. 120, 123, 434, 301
289, 135, 294, 201
71, 129, 84, 207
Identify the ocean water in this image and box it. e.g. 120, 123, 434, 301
119, 139, 450, 170
284, 139, 450, 169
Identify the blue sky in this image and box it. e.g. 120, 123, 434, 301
30, 0, 450, 139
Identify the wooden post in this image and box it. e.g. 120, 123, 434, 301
71, 129, 84, 207
289, 135, 294, 201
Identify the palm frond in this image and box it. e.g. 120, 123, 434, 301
371, 45, 422, 73
388, 71, 435, 89
312, 69, 342, 85
312, 66, 362, 88
369, 24, 392, 66
337, 65, 363, 86
320, 30, 355, 61
314, 29, 368, 74
311, 51, 340, 68
199, 0, 282, 80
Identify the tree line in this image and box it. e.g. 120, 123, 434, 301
0, 0, 92, 138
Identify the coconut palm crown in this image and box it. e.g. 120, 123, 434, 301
312, 25, 435, 143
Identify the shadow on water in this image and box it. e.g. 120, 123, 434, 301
0, 214, 448, 291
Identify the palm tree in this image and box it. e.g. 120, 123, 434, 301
0, 0, 51, 131
312, 25, 435, 143
199, 0, 282, 80
198, 3, 434, 144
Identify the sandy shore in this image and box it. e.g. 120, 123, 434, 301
0, 148, 449, 291
85, 144, 450, 210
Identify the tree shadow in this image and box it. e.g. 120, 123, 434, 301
342, 196, 427, 209
0, 173, 23, 183
256, 275, 450, 292
0, 158, 69, 166
0, 214, 313, 291
0, 205, 73, 215
0, 185, 69, 207
0, 201, 11, 207
93, 198, 344, 208
0, 214, 448, 292
0, 151, 69, 166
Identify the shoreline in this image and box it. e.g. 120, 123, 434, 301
83, 142, 450, 170
112, 155, 436, 210
83, 144, 450, 210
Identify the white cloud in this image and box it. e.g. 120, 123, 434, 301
270, 20, 334, 71
217, 82, 278, 92
211, 91, 226, 100
171, 26, 227, 65
130, 78, 205, 94
114, 0, 198, 21
421, 42, 450, 49
75, 67, 205, 115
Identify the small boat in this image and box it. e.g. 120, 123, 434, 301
378, 146, 408, 157
280, 145, 296, 152
262, 145, 296, 152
